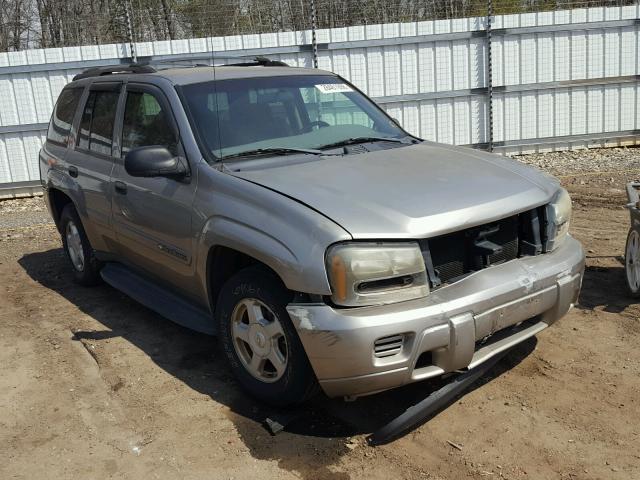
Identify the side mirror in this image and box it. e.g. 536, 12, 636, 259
124, 145, 187, 178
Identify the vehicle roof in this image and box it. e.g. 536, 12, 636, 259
159, 65, 335, 85
73, 65, 337, 87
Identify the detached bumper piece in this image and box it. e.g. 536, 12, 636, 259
367, 346, 511, 446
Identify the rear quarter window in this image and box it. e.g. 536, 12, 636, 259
47, 88, 83, 146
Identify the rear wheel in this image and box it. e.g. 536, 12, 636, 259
59, 204, 102, 286
216, 266, 318, 406
625, 228, 640, 297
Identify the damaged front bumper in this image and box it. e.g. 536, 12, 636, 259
287, 236, 584, 398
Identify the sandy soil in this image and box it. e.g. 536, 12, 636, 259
1, 164, 639, 479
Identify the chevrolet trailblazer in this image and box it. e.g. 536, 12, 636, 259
40, 60, 584, 406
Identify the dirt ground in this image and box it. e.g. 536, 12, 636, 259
1, 155, 639, 480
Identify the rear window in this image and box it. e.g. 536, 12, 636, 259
77, 90, 120, 156
47, 88, 83, 146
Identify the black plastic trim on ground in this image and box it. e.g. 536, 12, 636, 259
367, 347, 511, 446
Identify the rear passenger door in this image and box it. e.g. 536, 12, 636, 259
65, 82, 121, 251
111, 83, 196, 289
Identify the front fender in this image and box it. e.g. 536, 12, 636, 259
201, 215, 303, 287
193, 166, 351, 300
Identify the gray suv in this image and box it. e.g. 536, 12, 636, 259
39, 61, 584, 406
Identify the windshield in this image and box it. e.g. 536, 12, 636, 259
181, 74, 408, 160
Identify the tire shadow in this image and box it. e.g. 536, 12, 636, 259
577, 256, 638, 314
19, 248, 535, 480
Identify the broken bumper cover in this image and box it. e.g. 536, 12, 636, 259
287, 236, 584, 398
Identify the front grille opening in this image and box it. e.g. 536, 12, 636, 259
421, 207, 544, 289
415, 351, 433, 369
357, 274, 414, 294
374, 334, 404, 358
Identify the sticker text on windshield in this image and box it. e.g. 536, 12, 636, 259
315, 84, 353, 94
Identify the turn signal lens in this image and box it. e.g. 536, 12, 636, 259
330, 253, 348, 302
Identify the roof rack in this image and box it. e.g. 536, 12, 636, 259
223, 56, 289, 67
152, 61, 211, 69
72, 57, 289, 81
73, 63, 157, 81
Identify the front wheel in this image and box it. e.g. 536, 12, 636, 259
215, 266, 318, 406
625, 228, 640, 297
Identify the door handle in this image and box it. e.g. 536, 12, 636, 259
114, 181, 127, 195
68, 166, 78, 178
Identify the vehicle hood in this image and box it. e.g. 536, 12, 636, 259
229, 142, 560, 239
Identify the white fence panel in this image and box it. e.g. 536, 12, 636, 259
0, 5, 639, 189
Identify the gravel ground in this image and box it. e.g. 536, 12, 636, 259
514, 146, 640, 177
0, 196, 52, 229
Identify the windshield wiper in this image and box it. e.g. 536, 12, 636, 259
222, 147, 329, 161
317, 136, 406, 150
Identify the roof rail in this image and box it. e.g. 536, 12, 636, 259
73, 63, 157, 81
151, 60, 211, 69
223, 56, 289, 67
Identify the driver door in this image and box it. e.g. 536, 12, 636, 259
111, 83, 197, 289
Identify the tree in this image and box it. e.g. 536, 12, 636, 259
0, 0, 635, 52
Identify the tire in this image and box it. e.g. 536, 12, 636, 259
216, 266, 318, 406
59, 204, 102, 286
625, 228, 640, 298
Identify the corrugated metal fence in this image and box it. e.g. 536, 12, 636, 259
0, 4, 639, 193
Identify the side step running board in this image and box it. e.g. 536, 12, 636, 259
367, 347, 512, 446
100, 263, 215, 335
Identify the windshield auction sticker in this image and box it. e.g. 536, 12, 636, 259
315, 83, 353, 94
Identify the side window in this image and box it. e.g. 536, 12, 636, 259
121, 91, 177, 156
47, 88, 82, 145
77, 90, 120, 156
77, 93, 94, 151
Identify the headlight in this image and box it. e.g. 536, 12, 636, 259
545, 188, 572, 251
326, 242, 429, 307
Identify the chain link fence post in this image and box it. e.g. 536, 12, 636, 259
124, 0, 137, 63
310, 0, 319, 69
486, 0, 494, 152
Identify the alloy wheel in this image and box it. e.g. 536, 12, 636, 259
230, 298, 288, 383
65, 221, 85, 272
